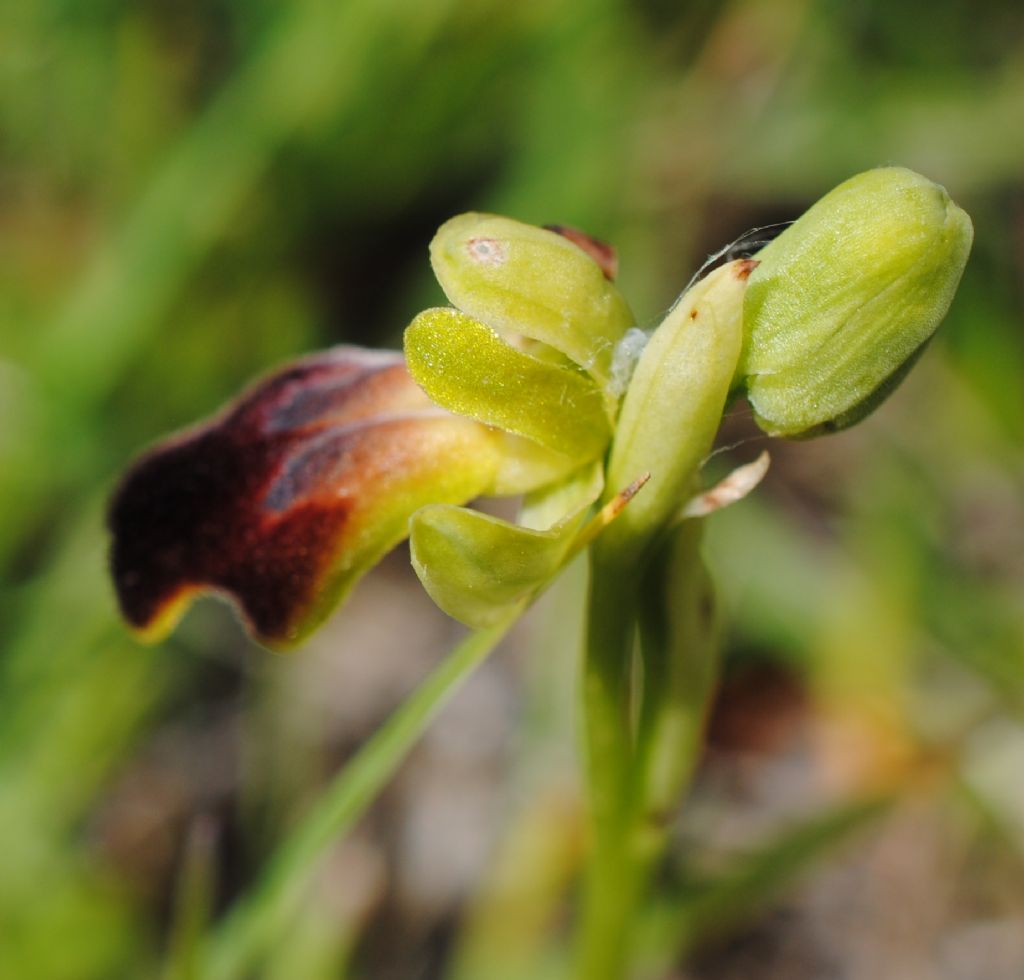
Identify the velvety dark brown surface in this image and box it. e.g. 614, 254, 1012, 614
108, 348, 437, 644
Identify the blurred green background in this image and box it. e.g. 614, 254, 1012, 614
2, 0, 1023, 977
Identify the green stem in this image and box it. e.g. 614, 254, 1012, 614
576, 523, 722, 980
634, 523, 720, 855
575, 551, 642, 980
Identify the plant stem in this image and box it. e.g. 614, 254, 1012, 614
634, 524, 720, 854
576, 523, 721, 980
575, 550, 642, 980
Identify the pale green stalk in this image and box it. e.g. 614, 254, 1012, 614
575, 263, 748, 979
576, 526, 723, 980
633, 523, 720, 857
575, 558, 643, 980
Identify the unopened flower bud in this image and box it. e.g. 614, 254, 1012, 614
738, 167, 973, 437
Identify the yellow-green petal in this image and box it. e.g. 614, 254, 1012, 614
409, 467, 602, 628
405, 307, 612, 462
601, 260, 751, 559
489, 432, 580, 496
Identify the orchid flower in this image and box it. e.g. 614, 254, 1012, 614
109, 168, 971, 654
108, 166, 972, 980
109, 218, 637, 646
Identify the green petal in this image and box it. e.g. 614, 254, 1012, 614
405, 307, 612, 462
430, 213, 634, 394
409, 464, 603, 628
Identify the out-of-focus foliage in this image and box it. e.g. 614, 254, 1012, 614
1, 0, 1023, 977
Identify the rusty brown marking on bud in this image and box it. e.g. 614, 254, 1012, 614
543, 224, 619, 280
734, 258, 759, 280
608, 472, 651, 517
570, 472, 651, 556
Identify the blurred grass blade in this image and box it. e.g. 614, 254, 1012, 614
639, 794, 892, 971
35, 0, 460, 410
260, 900, 356, 980
164, 816, 218, 980
200, 617, 516, 980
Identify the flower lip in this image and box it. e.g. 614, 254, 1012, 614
108, 347, 500, 647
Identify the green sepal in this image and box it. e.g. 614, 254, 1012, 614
405, 307, 612, 461
409, 463, 603, 628
601, 260, 750, 559
430, 213, 634, 395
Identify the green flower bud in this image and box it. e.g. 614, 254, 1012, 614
739, 167, 973, 437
